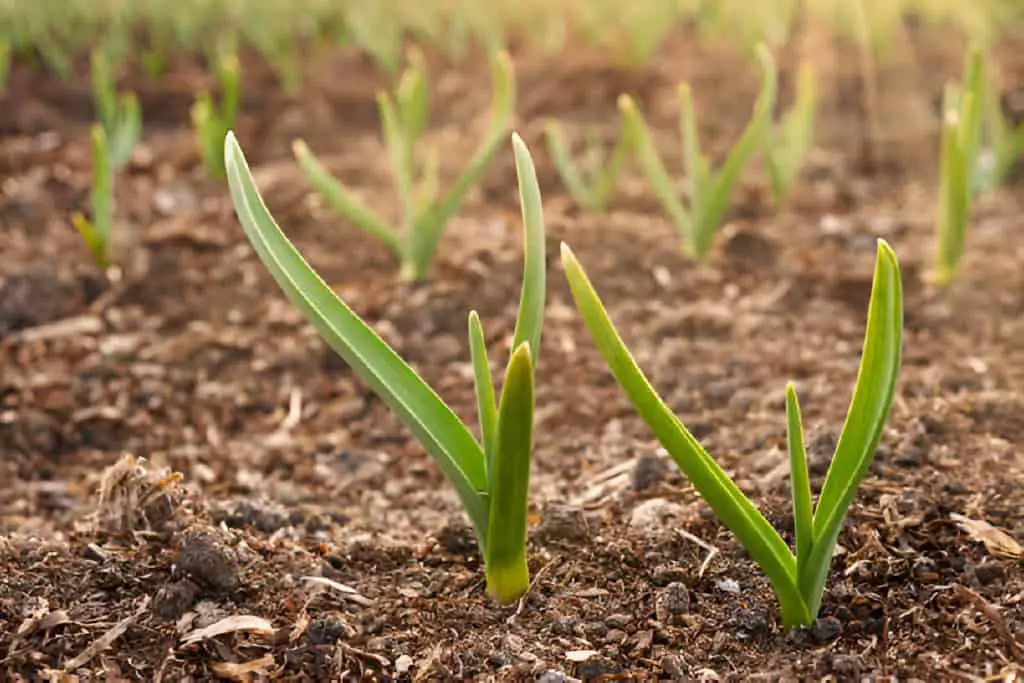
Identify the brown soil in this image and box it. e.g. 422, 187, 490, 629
2, 26, 1024, 681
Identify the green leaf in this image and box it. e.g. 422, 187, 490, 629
619, 94, 691, 234
560, 242, 811, 627
406, 52, 515, 279
468, 310, 497, 474
799, 239, 903, 617
292, 139, 402, 257
765, 61, 816, 204
785, 383, 813, 576
378, 91, 417, 237
510, 132, 546, 367
485, 342, 534, 605
544, 121, 597, 210
91, 47, 116, 133
692, 43, 777, 258
224, 131, 490, 541
108, 92, 141, 170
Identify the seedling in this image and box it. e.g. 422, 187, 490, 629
192, 48, 240, 179
91, 48, 141, 170
293, 50, 515, 281
71, 125, 115, 269
764, 61, 817, 206
561, 239, 903, 628
0, 39, 10, 92
934, 48, 984, 287
226, 131, 545, 605
975, 68, 1024, 194
619, 43, 778, 259
543, 119, 632, 212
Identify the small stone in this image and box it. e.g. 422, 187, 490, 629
974, 563, 1004, 585
550, 618, 577, 636
893, 447, 924, 467
395, 654, 414, 674
212, 497, 290, 533
631, 453, 669, 491
629, 499, 686, 536
306, 615, 348, 644
435, 517, 478, 555
605, 629, 627, 643
661, 653, 688, 680
537, 671, 580, 683
503, 633, 525, 653
576, 661, 606, 679
176, 526, 241, 593
535, 503, 589, 544
152, 580, 200, 620
830, 653, 863, 676
811, 616, 842, 643
729, 606, 771, 634
651, 564, 689, 586
604, 613, 632, 629
716, 579, 740, 593
655, 582, 690, 624
536, 671, 577, 683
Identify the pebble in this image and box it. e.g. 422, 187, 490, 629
651, 564, 690, 586
537, 671, 580, 683
305, 614, 348, 644
175, 526, 241, 593
535, 503, 590, 544
661, 653, 688, 680
631, 453, 669, 491
604, 613, 632, 629
435, 517, 478, 555
395, 654, 414, 674
655, 582, 691, 624
811, 616, 842, 643
152, 579, 200, 620
629, 499, 687, 536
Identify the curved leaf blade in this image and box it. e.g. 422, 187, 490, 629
224, 132, 490, 538
561, 242, 810, 627
785, 383, 813, 576
510, 132, 546, 366
801, 239, 903, 615
485, 342, 534, 605
468, 310, 497, 473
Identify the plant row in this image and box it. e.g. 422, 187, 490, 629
74, 44, 1023, 286
225, 126, 903, 630
1, 0, 1015, 90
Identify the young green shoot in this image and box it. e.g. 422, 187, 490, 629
225, 130, 545, 605
765, 61, 817, 206
934, 47, 984, 288
619, 43, 778, 259
90, 47, 141, 170
192, 49, 240, 179
543, 119, 632, 212
561, 238, 903, 628
975, 66, 1024, 194
71, 125, 115, 270
293, 50, 515, 281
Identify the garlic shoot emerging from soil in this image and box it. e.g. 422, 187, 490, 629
225, 130, 545, 606
561, 238, 903, 628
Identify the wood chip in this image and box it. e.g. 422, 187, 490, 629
181, 615, 275, 645
951, 513, 1022, 559
210, 654, 276, 682
566, 649, 599, 662
64, 596, 150, 670
301, 576, 375, 606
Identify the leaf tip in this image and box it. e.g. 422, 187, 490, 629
617, 93, 634, 112
559, 241, 575, 265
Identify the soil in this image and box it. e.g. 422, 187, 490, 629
3, 25, 1024, 681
